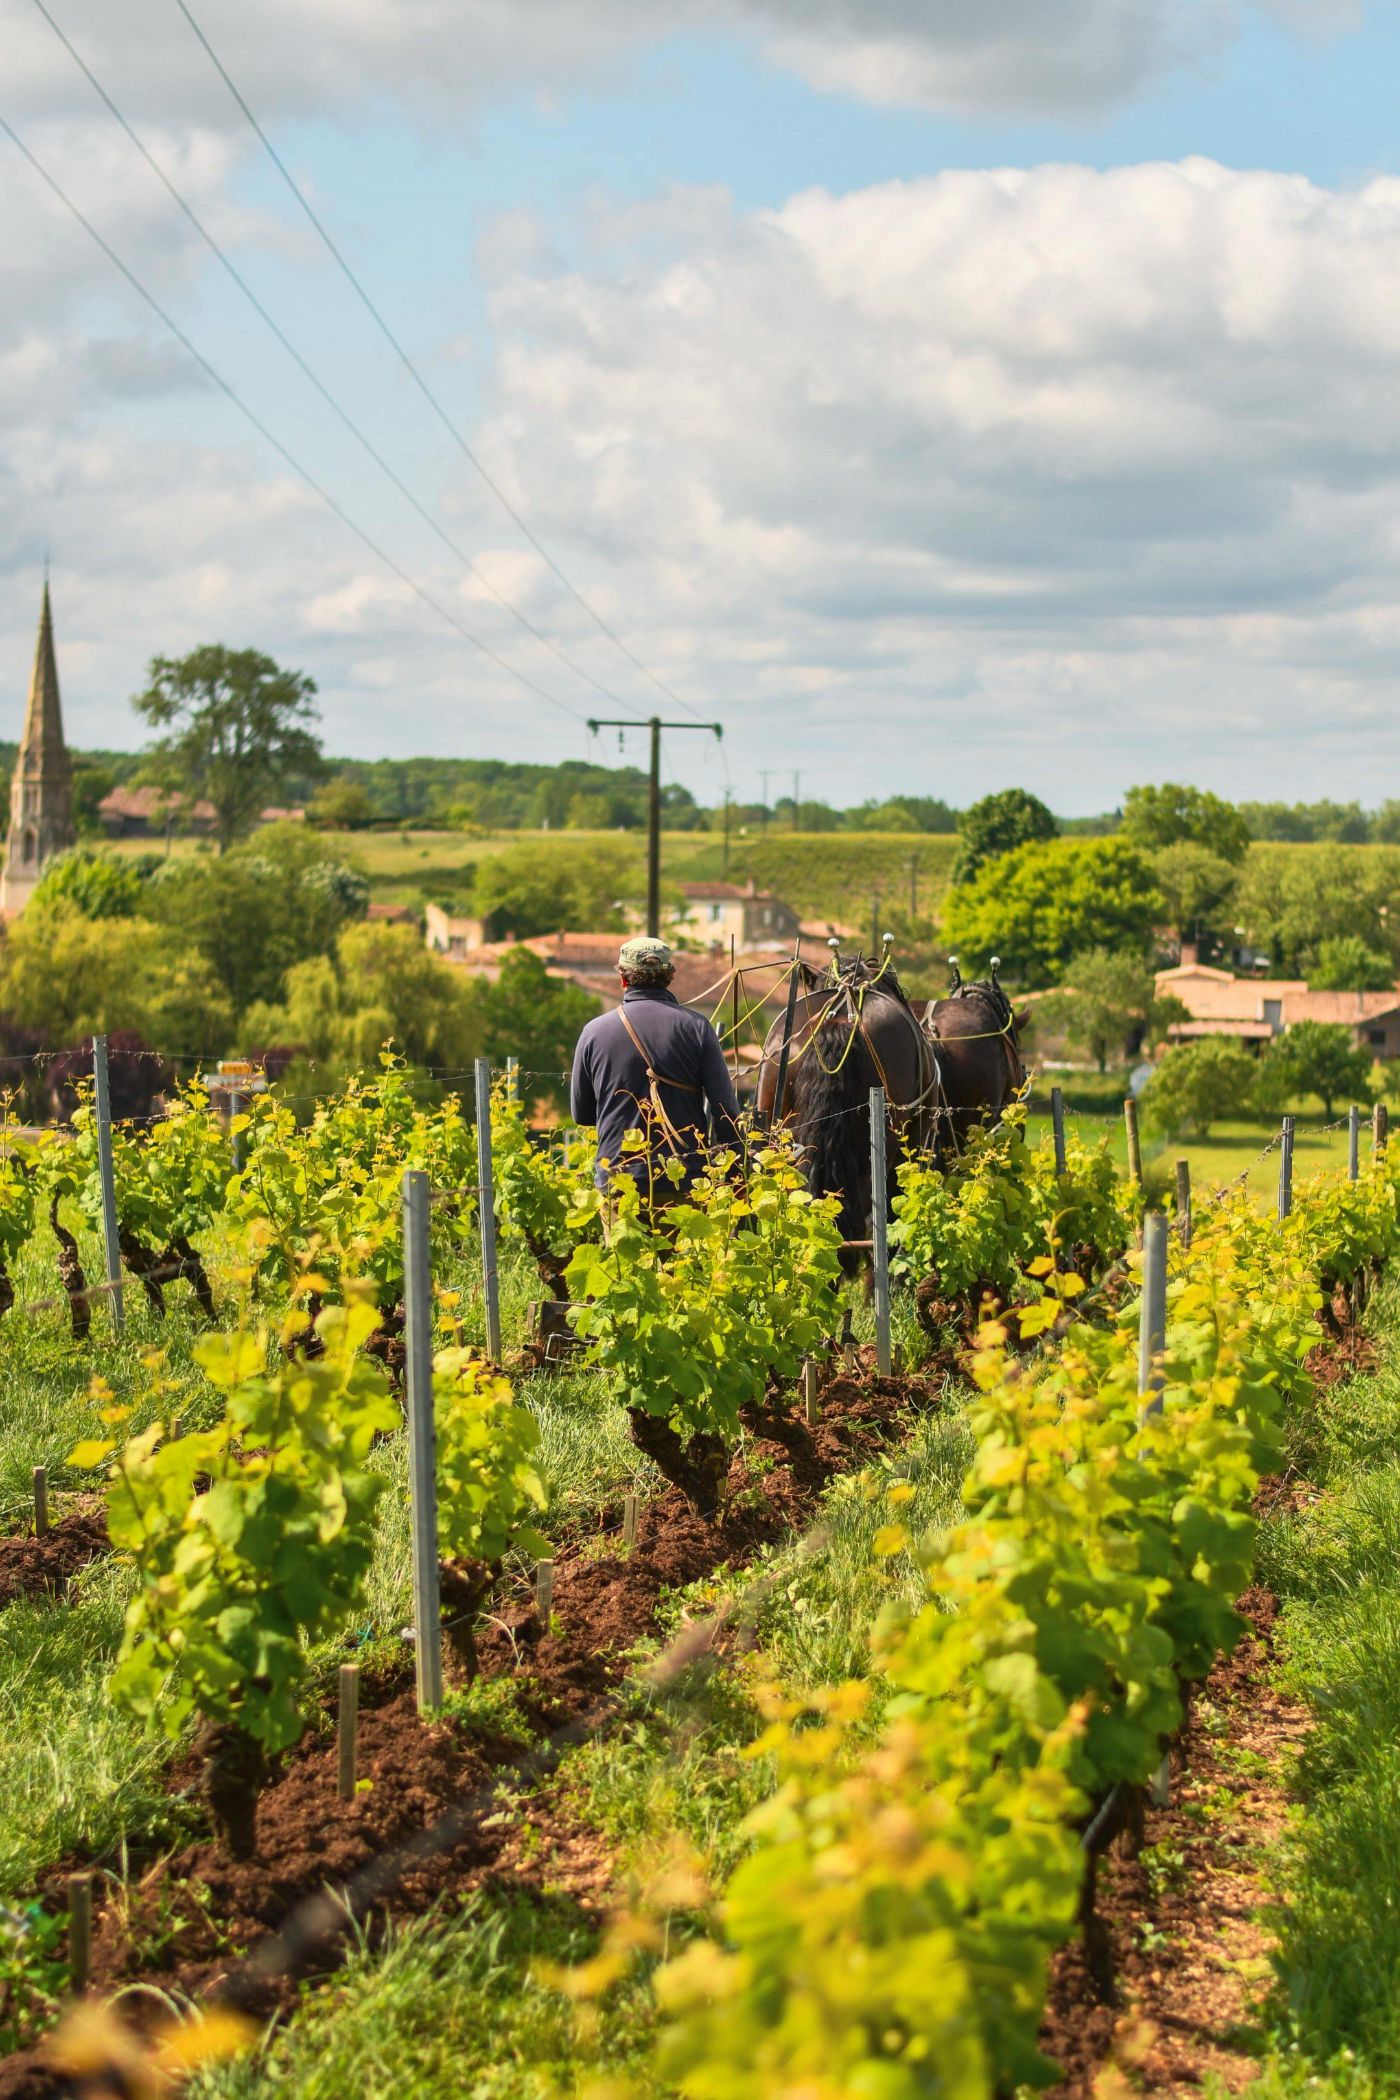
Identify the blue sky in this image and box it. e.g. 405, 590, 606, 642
8, 0, 1400, 813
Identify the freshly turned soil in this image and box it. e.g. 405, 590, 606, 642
0, 1352, 948, 2097
0, 1503, 108, 1608
1041, 1588, 1307, 2097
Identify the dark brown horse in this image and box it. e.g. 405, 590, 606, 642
921, 960, 1028, 1154
756, 953, 944, 1247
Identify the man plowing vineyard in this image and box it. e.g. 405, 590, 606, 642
570, 936, 741, 1202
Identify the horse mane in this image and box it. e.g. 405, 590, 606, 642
795, 1019, 871, 1246
943, 976, 1014, 1030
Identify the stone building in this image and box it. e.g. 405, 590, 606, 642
1, 582, 74, 915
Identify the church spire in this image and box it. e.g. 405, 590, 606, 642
2, 578, 75, 915
19, 580, 66, 767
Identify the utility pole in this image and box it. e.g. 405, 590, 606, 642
589, 715, 724, 936
792, 770, 801, 832
759, 770, 772, 833
722, 788, 732, 878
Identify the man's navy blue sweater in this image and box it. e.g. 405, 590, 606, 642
570, 986, 742, 1189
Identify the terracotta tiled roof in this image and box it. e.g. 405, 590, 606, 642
98, 784, 218, 822
1156, 963, 1400, 1033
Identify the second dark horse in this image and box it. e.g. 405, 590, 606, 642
921, 959, 1028, 1154
756, 953, 943, 1250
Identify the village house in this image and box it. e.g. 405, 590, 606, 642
1156, 959, 1400, 1058
671, 878, 800, 949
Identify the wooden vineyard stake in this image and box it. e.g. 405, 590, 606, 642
67, 1873, 92, 1992
1175, 1159, 1191, 1249
535, 1560, 554, 1624
1375, 1101, 1389, 1159
802, 1357, 819, 1427
338, 1663, 360, 1804
1350, 1103, 1361, 1182
622, 1494, 638, 1549
32, 1465, 47, 1540
1123, 1096, 1143, 1188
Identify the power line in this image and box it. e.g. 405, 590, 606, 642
0, 106, 589, 726
169, 0, 710, 724
29, 0, 634, 717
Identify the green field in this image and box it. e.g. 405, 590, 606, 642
107, 826, 961, 927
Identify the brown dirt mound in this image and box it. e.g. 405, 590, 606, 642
0, 1504, 108, 1609
1041, 1587, 1307, 2096
475, 1365, 939, 1723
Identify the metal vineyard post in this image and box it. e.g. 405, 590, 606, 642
402, 1168, 443, 1714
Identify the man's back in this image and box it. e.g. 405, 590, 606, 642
571, 978, 740, 1189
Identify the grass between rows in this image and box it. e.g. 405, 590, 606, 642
1248, 1279, 1400, 2093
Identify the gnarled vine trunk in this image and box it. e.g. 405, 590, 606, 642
50, 1195, 90, 1341
626, 1408, 728, 1517
119, 1229, 167, 1316
197, 1718, 268, 1861
437, 1557, 498, 1683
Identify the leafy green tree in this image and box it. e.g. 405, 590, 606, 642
475, 948, 600, 1106
1309, 935, 1396, 991
1141, 1038, 1257, 1139
1041, 950, 1187, 1072
1260, 1021, 1373, 1119
307, 780, 375, 830
1149, 842, 1240, 953
0, 901, 234, 1050
951, 789, 1058, 885
141, 825, 368, 1015
31, 847, 149, 920
133, 645, 324, 852
852, 801, 921, 834
70, 762, 116, 836
1121, 784, 1250, 864
1236, 845, 1400, 976
941, 838, 1162, 988
1239, 799, 1370, 843
242, 920, 482, 1079
473, 838, 643, 939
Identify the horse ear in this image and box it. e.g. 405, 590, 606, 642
1013, 1007, 1032, 1033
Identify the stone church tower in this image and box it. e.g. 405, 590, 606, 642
1, 581, 75, 915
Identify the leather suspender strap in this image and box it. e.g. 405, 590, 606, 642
615, 1004, 703, 1157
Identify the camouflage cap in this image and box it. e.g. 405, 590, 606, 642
618, 935, 673, 970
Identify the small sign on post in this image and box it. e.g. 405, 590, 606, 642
337, 1662, 359, 1803
1050, 1086, 1066, 1175
1278, 1114, 1296, 1223
1138, 1212, 1168, 1418
869, 1087, 892, 1377
474, 1059, 503, 1363
91, 1035, 124, 1336
1350, 1103, 1361, 1183
1174, 1159, 1192, 1249
402, 1169, 443, 1715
